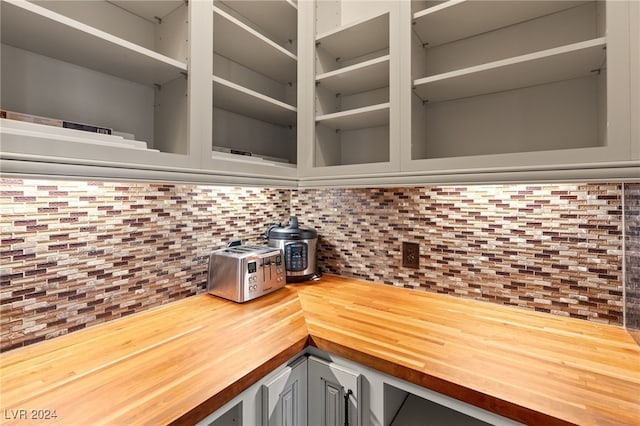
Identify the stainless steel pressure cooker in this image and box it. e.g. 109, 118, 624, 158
264, 216, 318, 282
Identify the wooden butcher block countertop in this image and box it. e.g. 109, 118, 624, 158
1, 275, 639, 425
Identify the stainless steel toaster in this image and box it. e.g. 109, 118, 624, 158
207, 245, 285, 303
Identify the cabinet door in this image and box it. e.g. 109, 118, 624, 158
262, 357, 308, 426
308, 356, 361, 426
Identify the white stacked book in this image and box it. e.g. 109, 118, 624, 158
212, 146, 295, 168
0, 110, 157, 151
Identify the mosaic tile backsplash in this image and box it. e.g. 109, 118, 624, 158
625, 183, 640, 341
0, 179, 289, 352
291, 184, 625, 325
1, 179, 637, 352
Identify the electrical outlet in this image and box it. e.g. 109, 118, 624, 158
402, 242, 419, 269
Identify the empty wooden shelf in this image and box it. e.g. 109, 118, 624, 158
413, 38, 606, 103
316, 55, 390, 96
213, 76, 297, 126
109, 1, 184, 22
315, 11, 389, 62
413, 0, 589, 48
213, 6, 297, 84
219, 0, 297, 44
316, 103, 390, 131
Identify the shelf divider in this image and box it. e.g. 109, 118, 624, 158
213, 76, 297, 126
316, 103, 390, 131
413, 38, 606, 103
316, 55, 390, 96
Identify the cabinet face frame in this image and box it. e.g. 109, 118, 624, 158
399, 0, 635, 175
297, 0, 402, 178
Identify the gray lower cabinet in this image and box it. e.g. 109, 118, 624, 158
197, 350, 519, 426
307, 356, 362, 426
262, 357, 308, 426
196, 356, 307, 426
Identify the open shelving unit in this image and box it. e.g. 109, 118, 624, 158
0, 0, 190, 162
3, 0, 633, 184
313, 9, 393, 169
211, 0, 298, 170
408, 0, 611, 163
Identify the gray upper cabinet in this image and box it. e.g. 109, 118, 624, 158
0, 0, 298, 185
300, 0, 638, 186
0, 0, 199, 176
399, 0, 638, 183
1, 0, 637, 185
297, 0, 402, 179
204, 0, 299, 181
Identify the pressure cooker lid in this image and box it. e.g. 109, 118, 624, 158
267, 216, 317, 240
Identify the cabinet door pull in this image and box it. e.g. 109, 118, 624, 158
344, 389, 353, 426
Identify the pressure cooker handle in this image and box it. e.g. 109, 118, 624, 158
263, 223, 281, 239
288, 216, 298, 228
